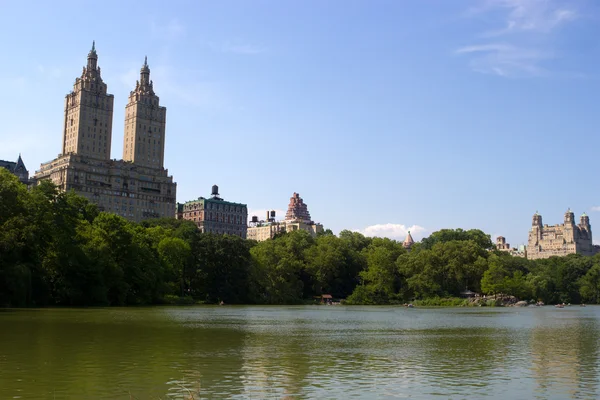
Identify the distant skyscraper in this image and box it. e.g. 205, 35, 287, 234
62, 41, 115, 160
122, 57, 167, 169
35, 43, 176, 222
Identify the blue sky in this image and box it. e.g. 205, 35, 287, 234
1, 0, 600, 246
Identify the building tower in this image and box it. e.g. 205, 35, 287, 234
122, 57, 167, 169
403, 231, 415, 250
578, 212, 593, 254
563, 208, 576, 243
529, 211, 543, 250
62, 41, 114, 160
285, 192, 312, 223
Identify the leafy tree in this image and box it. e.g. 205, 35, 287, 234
420, 229, 493, 250
401, 240, 488, 299
248, 231, 314, 304
579, 262, 600, 303
305, 234, 366, 298
346, 238, 405, 304
158, 237, 191, 297
481, 254, 509, 296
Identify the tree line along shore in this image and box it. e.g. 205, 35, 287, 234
1, 169, 600, 307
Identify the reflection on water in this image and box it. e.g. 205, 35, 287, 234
0, 306, 599, 399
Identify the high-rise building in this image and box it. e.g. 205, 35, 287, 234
122, 57, 167, 169
62, 41, 114, 160
527, 210, 595, 259
34, 43, 176, 222
177, 185, 248, 238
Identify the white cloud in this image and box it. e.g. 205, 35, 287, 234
591, 206, 600, 212
458, 0, 579, 77
354, 223, 427, 241
456, 43, 551, 77
471, 0, 578, 35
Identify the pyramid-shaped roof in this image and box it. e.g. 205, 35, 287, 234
403, 231, 414, 248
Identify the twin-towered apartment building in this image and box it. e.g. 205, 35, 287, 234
34, 43, 176, 221
31, 43, 325, 240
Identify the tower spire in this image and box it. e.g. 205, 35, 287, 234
88, 40, 97, 57
140, 56, 150, 85
87, 40, 98, 69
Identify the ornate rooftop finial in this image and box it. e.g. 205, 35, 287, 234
88, 40, 97, 60
141, 56, 150, 75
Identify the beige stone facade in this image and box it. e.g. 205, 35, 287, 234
246, 222, 286, 241
527, 210, 594, 260
246, 220, 323, 242
496, 236, 526, 257
122, 57, 167, 169
178, 185, 248, 238
62, 42, 114, 160
34, 43, 176, 222
496, 236, 511, 250
36, 154, 175, 220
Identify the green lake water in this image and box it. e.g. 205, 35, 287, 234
0, 306, 599, 399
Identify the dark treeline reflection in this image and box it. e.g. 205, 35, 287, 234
3, 169, 600, 307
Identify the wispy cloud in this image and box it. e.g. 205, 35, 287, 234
354, 223, 427, 241
456, 43, 551, 76
458, 0, 579, 77
591, 206, 600, 212
470, 0, 578, 35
